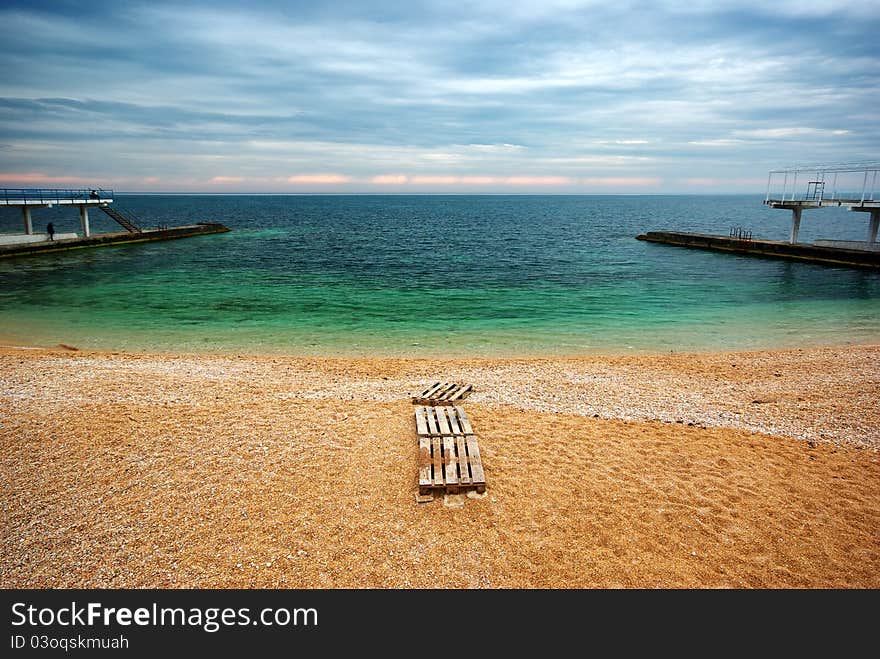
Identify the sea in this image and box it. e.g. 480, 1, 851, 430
1, 194, 878, 357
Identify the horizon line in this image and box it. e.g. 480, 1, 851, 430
109, 190, 767, 196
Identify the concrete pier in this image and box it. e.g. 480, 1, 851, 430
636, 164, 880, 269
1, 188, 231, 258
636, 231, 880, 269
0, 223, 231, 259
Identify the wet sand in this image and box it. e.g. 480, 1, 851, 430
1, 344, 878, 588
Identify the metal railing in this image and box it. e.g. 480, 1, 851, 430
1, 188, 114, 203
765, 163, 879, 204
729, 226, 752, 241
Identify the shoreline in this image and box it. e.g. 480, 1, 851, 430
1, 335, 879, 361
3, 342, 878, 588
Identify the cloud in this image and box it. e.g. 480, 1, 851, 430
286, 174, 351, 184
581, 177, 662, 187
504, 176, 573, 186
0, 172, 84, 184
371, 175, 408, 184
733, 127, 851, 139
462, 143, 526, 152
460, 176, 503, 185
687, 139, 745, 147
678, 176, 767, 187
0, 1, 878, 192
546, 155, 654, 165
410, 175, 460, 184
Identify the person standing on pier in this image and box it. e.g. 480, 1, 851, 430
47, 222, 55, 241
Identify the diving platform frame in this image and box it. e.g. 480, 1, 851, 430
1, 188, 116, 239
764, 163, 880, 245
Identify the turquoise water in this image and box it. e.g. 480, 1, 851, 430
1, 194, 879, 356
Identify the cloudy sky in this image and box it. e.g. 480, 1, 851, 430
0, 0, 877, 193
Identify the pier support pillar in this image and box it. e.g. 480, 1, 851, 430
868, 210, 879, 245
79, 206, 90, 238
21, 207, 33, 235
789, 208, 802, 244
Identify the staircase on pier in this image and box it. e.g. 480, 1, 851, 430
100, 204, 143, 233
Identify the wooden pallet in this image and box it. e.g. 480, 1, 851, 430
414, 405, 474, 437
411, 381, 474, 405
415, 405, 485, 495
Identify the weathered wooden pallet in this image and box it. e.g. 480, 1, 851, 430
418, 433, 486, 495
411, 381, 474, 405
414, 405, 474, 437
415, 405, 485, 495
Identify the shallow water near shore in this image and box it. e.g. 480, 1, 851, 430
1, 194, 879, 356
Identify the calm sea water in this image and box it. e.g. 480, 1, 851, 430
1, 194, 878, 356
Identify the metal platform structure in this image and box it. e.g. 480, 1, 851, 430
764, 163, 880, 244
0, 188, 133, 239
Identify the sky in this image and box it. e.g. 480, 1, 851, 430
0, 0, 878, 194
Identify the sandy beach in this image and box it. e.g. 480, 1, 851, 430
1, 343, 878, 588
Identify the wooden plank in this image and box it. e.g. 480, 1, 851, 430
422, 381, 444, 398
453, 406, 474, 435
442, 436, 458, 492
455, 435, 471, 486
419, 381, 444, 400
413, 382, 475, 405
414, 406, 429, 436
425, 406, 440, 436
448, 383, 473, 401
465, 436, 486, 492
435, 406, 452, 435
439, 384, 457, 401
418, 436, 433, 495
432, 436, 444, 487
434, 382, 457, 402
414, 381, 455, 403
446, 408, 462, 435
